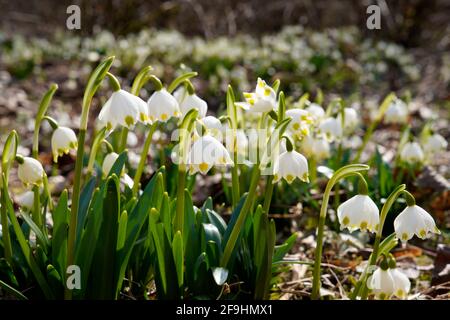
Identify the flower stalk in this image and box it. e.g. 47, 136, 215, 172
311, 164, 370, 300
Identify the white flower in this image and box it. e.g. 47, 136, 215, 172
173, 85, 187, 105
385, 99, 408, 124
337, 195, 379, 233
400, 142, 424, 163
367, 267, 395, 300
319, 117, 343, 141
422, 133, 447, 154
273, 150, 309, 184
200, 116, 223, 139
102, 152, 119, 176
235, 78, 277, 113
18, 157, 44, 186
343, 135, 363, 149
225, 128, 248, 156
98, 89, 146, 130
187, 135, 233, 174
16, 190, 35, 211
305, 103, 325, 122
180, 93, 208, 118
337, 107, 359, 131
51, 126, 78, 162
301, 135, 330, 160
147, 88, 180, 122
390, 268, 410, 299
285, 109, 313, 137
394, 205, 440, 243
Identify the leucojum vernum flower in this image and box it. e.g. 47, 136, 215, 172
0, 56, 445, 302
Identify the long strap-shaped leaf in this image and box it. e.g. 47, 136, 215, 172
2, 175, 54, 299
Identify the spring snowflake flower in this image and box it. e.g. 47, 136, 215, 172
225, 128, 248, 156
147, 88, 180, 123
385, 99, 408, 124
98, 89, 146, 131
305, 103, 325, 122
18, 157, 44, 186
173, 85, 187, 105
337, 107, 359, 131
285, 109, 313, 137
180, 93, 208, 118
337, 195, 379, 233
235, 78, 277, 113
272, 150, 309, 184
187, 135, 233, 174
301, 135, 330, 160
394, 205, 440, 243
51, 126, 78, 162
390, 268, 411, 299
422, 133, 448, 154
367, 266, 395, 300
319, 117, 342, 141
400, 142, 424, 163
16, 190, 35, 211
200, 116, 223, 139
102, 152, 119, 176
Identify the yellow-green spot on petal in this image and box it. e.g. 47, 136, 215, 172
379, 293, 387, 300
106, 122, 113, 131
360, 221, 368, 230
302, 172, 309, 182
402, 233, 409, 241
293, 123, 300, 131
199, 162, 209, 173
125, 115, 135, 127
161, 113, 168, 121
397, 290, 404, 297
419, 229, 426, 238
286, 174, 294, 183
264, 88, 271, 96
342, 216, 350, 226
273, 174, 279, 182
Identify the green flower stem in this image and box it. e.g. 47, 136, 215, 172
352, 184, 406, 300
118, 127, 129, 153
262, 175, 274, 214
231, 149, 240, 208
132, 123, 157, 196
221, 164, 261, 268
86, 128, 107, 177
32, 84, 58, 159
174, 109, 198, 234
0, 177, 13, 265
43, 174, 53, 211
354, 93, 396, 163
32, 185, 41, 229
66, 56, 114, 300
311, 164, 370, 300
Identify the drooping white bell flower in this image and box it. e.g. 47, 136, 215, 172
180, 93, 208, 118
51, 126, 78, 162
367, 267, 395, 300
18, 157, 44, 186
337, 107, 359, 131
98, 89, 145, 131
235, 78, 277, 113
173, 85, 187, 105
285, 109, 313, 138
319, 117, 343, 141
394, 205, 440, 243
390, 268, 411, 299
305, 103, 325, 122
147, 88, 181, 123
422, 133, 447, 154
16, 190, 35, 211
400, 142, 424, 163
200, 116, 223, 140
272, 150, 309, 184
225, 128, 248, 156
337, 194, 379, 233
187, 135, 233, 174
301, 135, 330, 160
102, 152, 119, 176
385, 99, 408, 124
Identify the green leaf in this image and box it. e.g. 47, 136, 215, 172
76, 176, 97, 242
117, 211, 128, 251
1, 175, 54, 299
172, 231, 184, 291
52, 190, 69, 276
90, 175, 120, 299
273, 232, 297, 263
0, 279, 28, 300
